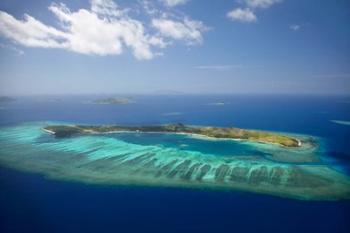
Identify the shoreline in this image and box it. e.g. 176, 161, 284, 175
1, 122, 349, 201
47, 128, 303, 148
42, 128, 55, 134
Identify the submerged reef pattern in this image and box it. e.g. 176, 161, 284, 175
0, 122, 349, 201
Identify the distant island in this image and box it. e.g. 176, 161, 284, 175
162, 112, 183, 116
44, 123, 300, 147
0, 96, 16, 103
208, 101, 229, 106
91, 97, 133, 105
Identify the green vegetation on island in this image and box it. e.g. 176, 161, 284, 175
0, 122, 348, 200
44, 123, 300, 147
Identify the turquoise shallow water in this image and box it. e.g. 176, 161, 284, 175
1, 95, 350, 233
2, 121, 349, 202
0, 121, 321, 166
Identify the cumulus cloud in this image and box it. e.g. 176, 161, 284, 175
0, 0, 206, 60
90, 0, 126, 17
152, 17, 207, 44
227, 8, 257, 22
161, 0, 189, 7
0, 11, 68, 48
227, 0, 282, 23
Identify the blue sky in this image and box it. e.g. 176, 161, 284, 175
0, 0, 349, 95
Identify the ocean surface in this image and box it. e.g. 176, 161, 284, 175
0, 95, 350, 233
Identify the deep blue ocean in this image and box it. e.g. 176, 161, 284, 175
1, 95, 350, 233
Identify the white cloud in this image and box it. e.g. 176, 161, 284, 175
228, 0, 282, 23
152, 17, 207, 44
90, 0, 126, 17
0, 11, 68, 48
50, 2, 166, 59
244, 0, 282, 9
290, 24, 301, 31
0, 0, 205, 60
227, 8, 257, 22
161, 0, 189, 7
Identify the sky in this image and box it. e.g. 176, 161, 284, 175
0, 0, 349, 96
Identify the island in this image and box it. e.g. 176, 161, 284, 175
162, 112, 183, 116
1, 122, 349, 201
91, 97, 133, 105
0, 96, 16, 103
44, 123, 300, 147
208, 101, 229, 106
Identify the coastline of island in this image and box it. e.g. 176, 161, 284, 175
88, 97, 134, 105
43, 123, 301, 148
0, 121, 349, 201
